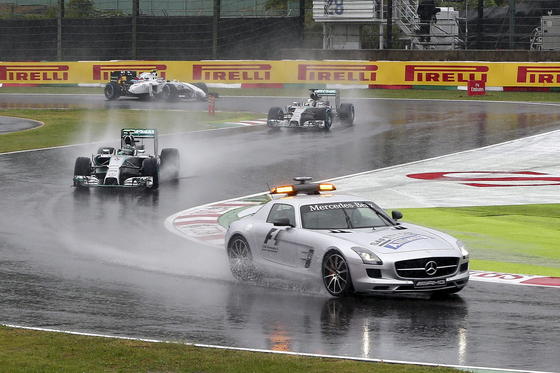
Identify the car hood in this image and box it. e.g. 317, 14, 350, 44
317, 224, 458, 255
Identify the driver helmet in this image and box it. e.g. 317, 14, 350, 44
124, 135, 135, 146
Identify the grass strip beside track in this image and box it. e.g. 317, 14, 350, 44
401, 204, 560, 277
3, 86, 560, 102
0, 326, 461, 373
0, 109, 260, 153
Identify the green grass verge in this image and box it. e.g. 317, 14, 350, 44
3, 86, 560, 102
0, 326, 461, 373
0, 109, 260, 153
400, 204, 560, 276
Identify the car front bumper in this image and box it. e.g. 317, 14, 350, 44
348, 260, 470, 294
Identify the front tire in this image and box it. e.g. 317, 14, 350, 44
142, 158, 159, 189
227, 235, 258, 281
73, 157, 92, 188
322, 251, 353, 297
104, 82, 121, 100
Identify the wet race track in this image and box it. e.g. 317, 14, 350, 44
1, 94, 560, 371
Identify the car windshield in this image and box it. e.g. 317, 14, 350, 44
300, 201, 393, 230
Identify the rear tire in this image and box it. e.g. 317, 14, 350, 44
142, 158, 159, 189
104, 82, 121, 100
192, 82, 208, 95
338, 103, 355, 125
267, 107, 283, 127
161, 84, 178, 102
227, 235, 258, 281
160, 148, 180, 179
323, 109, 333, 130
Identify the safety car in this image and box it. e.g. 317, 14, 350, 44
266, 89, 355, 130
104, 70, 208, 101
73, 128, 179, 190
225, 177, 470, 297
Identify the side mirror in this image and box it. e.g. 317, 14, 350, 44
391, 210, 403, 220
272, 218, 294, 227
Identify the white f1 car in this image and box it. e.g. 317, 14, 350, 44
104, 70, 208, 102
225, 178, 470, 297
267, 89, 355, 130
73, 128, 179, 190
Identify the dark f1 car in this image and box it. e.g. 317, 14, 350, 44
266, 89, 355, 130
73, 128, 179, 190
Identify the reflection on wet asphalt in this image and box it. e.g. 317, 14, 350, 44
1, 95, 560, 371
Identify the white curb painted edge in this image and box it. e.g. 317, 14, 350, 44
1, 324, 554, 373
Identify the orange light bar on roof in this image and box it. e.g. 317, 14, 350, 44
318, 183, 336, 192
271, 185, 296, 195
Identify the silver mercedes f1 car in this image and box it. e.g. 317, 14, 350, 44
266, 89, 355, 130
73, 128, 179, 190
104, 70, 208, 102
225, 178, 469, 297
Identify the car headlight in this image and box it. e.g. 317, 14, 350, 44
351, 247, 383, 265
457, 240, 469, 260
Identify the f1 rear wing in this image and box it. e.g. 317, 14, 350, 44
310, 89, 340, 109
121, 128, 157, 138
121, 128, 158, 155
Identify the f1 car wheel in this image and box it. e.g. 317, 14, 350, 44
192, 82, 209, 95
267, 107, 283, 127
160, 148, 180, 179
161, 84, 178, 102
227, 235, 258, 281
74, 157, 92, 176
338, 103, 355, 125
323, 109, 333, 130
104, 82, 121, 100
142, 158, 159, 189
322, 251, 353, 297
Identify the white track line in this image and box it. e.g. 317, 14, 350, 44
1, 324, 553, 373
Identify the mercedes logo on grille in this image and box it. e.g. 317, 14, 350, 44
424, 261, 438, 276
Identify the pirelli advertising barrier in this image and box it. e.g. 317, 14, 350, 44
1, 60, 560, 87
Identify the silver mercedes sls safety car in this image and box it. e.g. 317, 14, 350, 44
266, 89, 355, 130
104, 70, 208, 101
73, 128, 179, 190
225, 178, 469, 297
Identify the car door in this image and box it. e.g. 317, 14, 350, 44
257, 203, 300, 267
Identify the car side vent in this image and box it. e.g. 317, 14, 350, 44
329, 230, 351, 233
